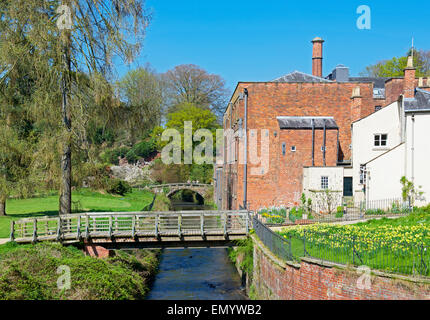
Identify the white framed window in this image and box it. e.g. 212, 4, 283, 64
321, 176, 329, 189
374, 134, 387, 147
291, 146, 296, 152
282, 143, 286, 156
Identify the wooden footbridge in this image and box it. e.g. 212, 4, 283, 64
10, 210, 250, 250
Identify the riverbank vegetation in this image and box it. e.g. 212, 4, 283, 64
0, 242, 160, 300
228, 238, 254, 276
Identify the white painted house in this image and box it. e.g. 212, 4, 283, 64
351, 88, 430, 206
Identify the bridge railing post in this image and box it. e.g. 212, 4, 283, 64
109, 216, 113, 238
155, 214, 159, 238
178, 214, 182, 238
77, 216, 81, 240
56, 217, 61, 241
10, 221, 15, 242
85, 216, 90, 239
200, 213, 204, 237
132, 215, 136, 238
32, 219, 37, 243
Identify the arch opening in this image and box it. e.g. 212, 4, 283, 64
168, 189, 205, 205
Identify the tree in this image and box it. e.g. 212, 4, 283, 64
400, 176, 424, 207
117, 66, 164, 144
0, 124, 35, 216
163, 64, 230, 120
150, 104, 220, 184
361, 49, 430, 77
310, 189, 342, 215
1, 1, 151, 215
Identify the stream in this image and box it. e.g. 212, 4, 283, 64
146, 200, 247, 300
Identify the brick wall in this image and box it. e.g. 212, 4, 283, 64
252, 236, 430, 300
222, 82, 374, 209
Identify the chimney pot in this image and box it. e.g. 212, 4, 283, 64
407, 56, 414, 68
351, 86, 361, 98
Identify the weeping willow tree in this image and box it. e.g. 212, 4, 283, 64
0, 0, 151, 215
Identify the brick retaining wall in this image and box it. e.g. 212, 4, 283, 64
251, 235, 430, 300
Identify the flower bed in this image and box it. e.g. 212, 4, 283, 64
277, 214, 430, 276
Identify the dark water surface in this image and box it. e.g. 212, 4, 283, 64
146, 200, 247, 300
146, 247, 247, 300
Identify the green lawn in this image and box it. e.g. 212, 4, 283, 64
0, 188, 154, 238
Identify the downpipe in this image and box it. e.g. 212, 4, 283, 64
243, 88, 248, 210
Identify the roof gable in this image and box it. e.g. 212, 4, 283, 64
404, 88, 430, 112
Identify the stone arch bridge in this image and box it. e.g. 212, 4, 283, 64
146, 183, 213, 200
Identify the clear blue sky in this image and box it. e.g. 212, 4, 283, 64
117, 0, 430, 92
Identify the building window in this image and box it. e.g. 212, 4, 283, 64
321, 176, 329, 189
321, 146, 326, 152
291, 146, 296, 152
374, 134, 387, 147
282, 143, 286, 156
375, 105, 382, 112
360, 165, 366, 185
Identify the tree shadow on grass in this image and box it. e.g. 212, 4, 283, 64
7, 205, 153, 220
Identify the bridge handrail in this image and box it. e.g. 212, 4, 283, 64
146, 183, 212, 188
10, 210, 251, 243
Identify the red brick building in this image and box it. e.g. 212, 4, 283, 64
216, 37, 430, 210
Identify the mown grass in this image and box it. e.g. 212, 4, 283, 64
277, 210, 430, 276
0, 188, 154, 238
0, 242, 160, 300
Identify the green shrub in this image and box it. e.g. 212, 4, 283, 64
337, 206, 343, 214
335, 211, 344, 218
152, 194, 171, 211
125, 139, 157, 163
101, 147, 130, 165
108, 180, 132, 196
289, 207, 303, 223
228, 237, 253, 275
0, 242, 159, 300
365, 209, 386, 215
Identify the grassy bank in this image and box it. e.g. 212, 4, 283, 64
0, 241, 160, 300
0, 188, 154, 238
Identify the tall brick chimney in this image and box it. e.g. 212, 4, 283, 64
404, 56, 416, 98
351, 86, 362, 122
312, 37, 324, 78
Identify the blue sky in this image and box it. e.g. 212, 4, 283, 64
117, 0, 430, 92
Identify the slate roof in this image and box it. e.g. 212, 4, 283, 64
348, 77, 390, 89
404, 88, 430, 112
272, 71, 333, 83
277, 116, 339, 129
